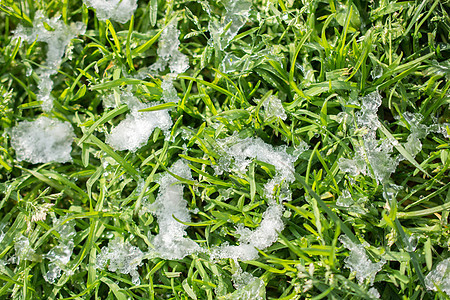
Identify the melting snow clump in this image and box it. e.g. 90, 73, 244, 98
96, 237, 144, 285
424, 257, 450, 296
83, 0, 137, 23
261, 95, 287, 121
11, 117, 75, 164
161, 76, 181, 103
368, 287, 380, 299
209, 0, 252, 50
106, 92, 173, 152
44, 218, 77, 284
222, 271, 265, 300
336, 190, 368, 214
339, 235, 385, 285
212, 204, 284, 261
146, 160, 203, 259
13, 11, 85, 111
11, 234, 35, 264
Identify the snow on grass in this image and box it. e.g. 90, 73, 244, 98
13, 11, 85, 111
208, 0, 252, 50
425, 258, 450, 296
339, 235, 385, 285
83, 0, 137, 23
105, 92, 173, 152
96, 237, 144, 285
11, 117, 75, 164
260, 95, 287, 121
145, 160, 203, 260
44, 218, 77, 283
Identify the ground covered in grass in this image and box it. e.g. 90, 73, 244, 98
0, 0, 449, 299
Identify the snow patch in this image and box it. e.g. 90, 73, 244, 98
11, 117, 75, 164
83, 0, 137, 23
425, 257, 450, 296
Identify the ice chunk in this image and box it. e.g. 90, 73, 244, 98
339, 235, 385, 285
44, 218, 77, 283
222, 271, 265, 300
146, 160, 202, 260
260, 95, 287, 121
336, 190, 368, 214
368, 287, 380, 299
11, 117, 75, 164
96, 237, 144, 285
83, 0, 137, 23
106, 92, 173, 152
146, 20, 189, 75
425, 257, 450, 296
208, 0, 252, 50
12, 234, 35, 264
220, 50, 282, 74
363, 138, 398, 184
356, 92, 382, 135
211, 204, 284, 261
161, 76, 180, 103
14, 11, 85, 111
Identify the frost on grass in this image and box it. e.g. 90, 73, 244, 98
96, 237, 144, 285
83, 0, 137, 23
211, 204, 284, 261
13, 11, 85, 111
339, 235, 385, 285
106, 92, 173, 152
260, 95, 287, 121
145, 160, 202, 260
222, 271, 265, 300
44, 218, 77, 284
208, 0, 252, 50
11, 117, 75, 164
424, 258, 450, 296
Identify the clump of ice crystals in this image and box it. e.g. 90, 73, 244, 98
260, 95, 287, 121
425, 258, 450, 296
339, 235, 385, 285
44, 218, 77, 284
106, 92, 173, 152
222, 271, 265, 300
96, 237, 144, 285
220, 50, 283, 74
211, 204, 284, 261
83, 0, 137, 23
146, 160, 202, 260
336, 190, 368, 214
13, 11, 85, 111
161, 76, 180, 103
216, 135, 306, 202
11, 234, 35, 264
146, 20, 189, 75
368, 287, 380, 299
355, 91, 382, 135
208, 0, 252, 50
11, 117, 75, 164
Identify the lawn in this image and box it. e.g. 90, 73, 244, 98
0, 0, 449, 299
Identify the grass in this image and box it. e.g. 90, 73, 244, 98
0, 0, 449, 299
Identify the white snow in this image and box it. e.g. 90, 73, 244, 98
225, 270, 266, 300
96, 237, 144, 285
425, 257, 450, 296
11, 117, 75, 164
83, 0, 137, 23
161, 76, 181, 103
106, 92, 173, 152
145, 160, 203, 260
368, 287, 380, 299
211, 204, 284, 261
13, 11, 85, 111
339, 235, 385, 285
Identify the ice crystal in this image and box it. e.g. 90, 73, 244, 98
222, 271, 265, 300
106, 92, 173, 152
13, 11, 85, 111
260, 95, 287, 121
83, 0, 137, 23
96, 237, 144, 285
146, 160, 202, 260
339, 235, 385, 285
424, 258, 450, 296
11, 117, 75, 164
